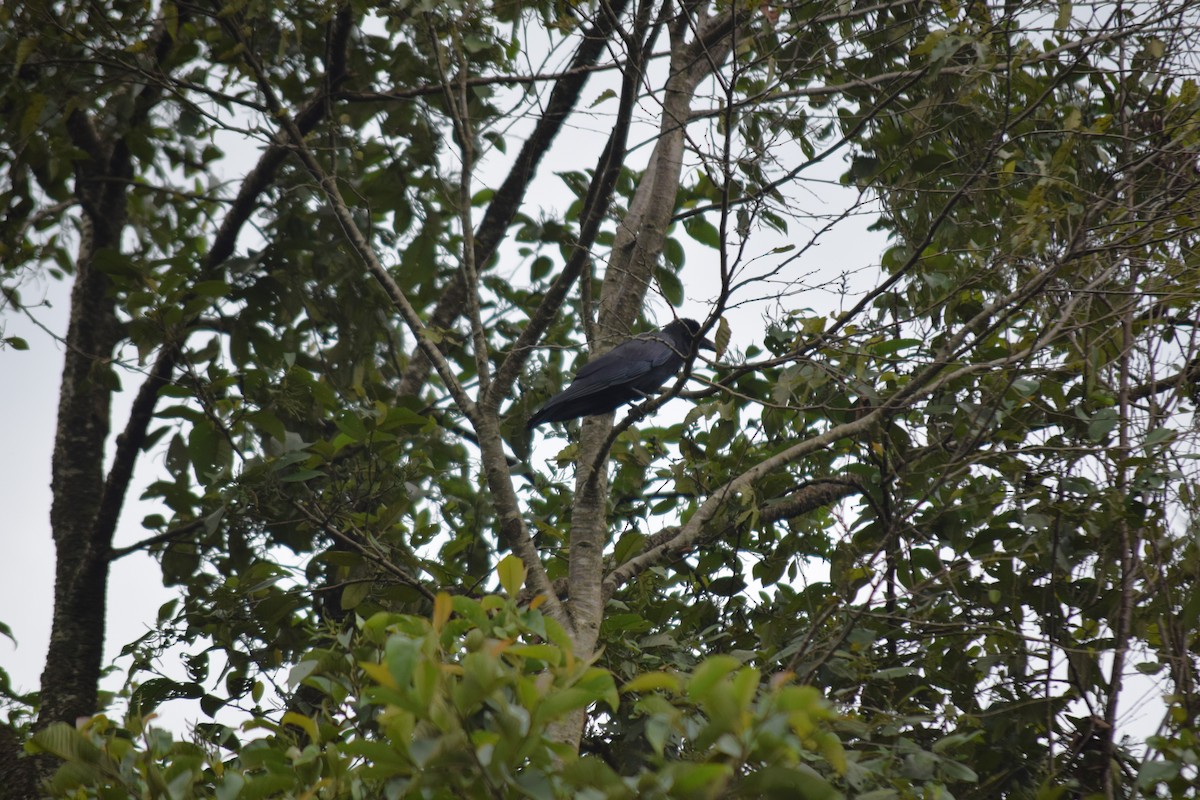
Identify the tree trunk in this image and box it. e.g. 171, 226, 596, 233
38, 120, 127, 732
554, 9, 739, 751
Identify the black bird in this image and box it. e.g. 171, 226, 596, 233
527, 318, 715, 428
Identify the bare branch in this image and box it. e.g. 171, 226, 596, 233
429, 16, 490, 396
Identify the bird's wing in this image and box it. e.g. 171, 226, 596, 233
571, 335, 680, 388
526, 333, 690, 426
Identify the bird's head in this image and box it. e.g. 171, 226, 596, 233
671, 318, 717, 352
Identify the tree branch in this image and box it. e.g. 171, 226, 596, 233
625, 478, 860, 573
94, 346, 179, 558
397, 0, 634, 400
563, 4, 746, 675
483, 0, 651, 414
207, 7, 354, 270
430, 17, 491, 396
219, 8, 565, 624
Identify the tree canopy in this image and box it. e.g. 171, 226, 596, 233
3, 0, 1200, 797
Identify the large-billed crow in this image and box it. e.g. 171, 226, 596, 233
526, 318, 715, 428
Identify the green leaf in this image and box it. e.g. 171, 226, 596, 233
715, 316, 731, 359
734, 765, 839, 799
20, 93, 46, 140
655, 266, 684, 306
687, 655, 740, 701
385, 636, 421, 689
1137, 759, 1180, 787
869, 337, 922, 357
193, 280, 229, 298
497, 554, 526, 597
543, 616, 574, 651
130, 678, 204, 713
673, 763, 733, 795
1087, 408, 1119, 441
287, 660, 320, 690
534, 687, 598, 725
214, 772, 246, 800
507, 644, 562, 665
576, 667, 619, 711
432, 591, 452, 630
188, 420, 221, 478
1145, 427, 1175, 448
30, 723, 104, 764
1055, 0, 1073, 30
683, 215, 722, 249
589, 88, 617, 107
341, 581, 371, 611
664, 236, 686, 269
14, 37, 37, 72
200, 694, 228, 718
240, 771, 296, 800
706, 575, 746, 596
623, 671, 681, 694
530, 255, 553, 281
281, 711, 319, 743
335, 412, 369, 441
939, 758, 979, 782
279, 468, 325, 483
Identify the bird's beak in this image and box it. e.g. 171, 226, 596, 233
699, 336, 716, 352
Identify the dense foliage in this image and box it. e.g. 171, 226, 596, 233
3, 0, 1200, 797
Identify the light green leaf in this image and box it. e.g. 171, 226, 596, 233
497, 554, 526, 597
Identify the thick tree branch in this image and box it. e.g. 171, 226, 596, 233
396, 0, 633, 399
484, 0, 651, 414
604, 409, 888, 592
94, 346, 178, 558
628, 478, 860, 572
37, 1, 184, 737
